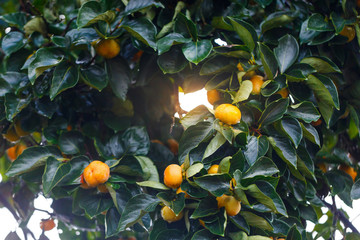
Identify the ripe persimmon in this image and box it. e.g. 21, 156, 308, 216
207, 89, 221, 105
164, 164, 183, 189
208, 165, 219, 174
250, 75, 264, 95
339, 164, 357, 182
161, 206, 183, 223
40, 219, 56, 231
95, 39, 120, 59
83, 161, 110, 187
167, 139, 179, 155
214, 104, 241, 125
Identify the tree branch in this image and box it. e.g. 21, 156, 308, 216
319, 196, 360, 234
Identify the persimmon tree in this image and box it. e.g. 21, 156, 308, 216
0, 0, 360, 239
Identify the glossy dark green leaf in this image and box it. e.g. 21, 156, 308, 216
65, 28, 98, 46
243, 136, 269, 166
0, 12, 27, 28
191, 197, 219, 219
287, 102, 320, 123
156, 191, 185, 215
121, 18, 157, 50
6, 146, 62, 177
260, 11, 296, 33
258, 98, 289, 128
79, 194, 113, 218
105, 207, 121, 237
286, 225, 302, 240
280, 117, 302, 148
105, 56, 131, 101
182, 40, 213, 64
118, 194, 160, 231
4, 93, 31, 121
42, 157, 71, 195
121, 126, 150, 155
81, 65, 108, 91
229, 17, 257, 52
351, 179, 360, 200
301, 123, 320, 146
180, 105, 212, 129
299, 19, 320, 44
178, 121, 213, 164
300, 56, 341, 73
240, 211, 273, 231
200, 55, 236, 76
35, 97, 58, 118
307, 14, 334, 32
299, 205, 318, 223
268, 136, 297, 168
242, 157, 279, 180
50, 61, 79, 100
155, 229, 184, 240
59, 156, 89, 185
174, 13, 197, 40
122, 0, 164, 16
77, 1, 114, 28
203, 133, 226, 160
193, 173, 232, 197
246, 181, 288, 217
258, 43, 277, 79
285, 63, 316, 82
191, 229, 214, 240
1, 32, 26, 56
58, 131, 85, 155
274, 34, 299, 74
157, 33, 191, 55
157, 47, 187, 74
26, 48, 63, 84
229, 214, 250, 234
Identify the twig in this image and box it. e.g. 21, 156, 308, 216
34, 208, 53, 216
61, 17, 77, 36
319, 196, 360, 234
331, 196, 337, 239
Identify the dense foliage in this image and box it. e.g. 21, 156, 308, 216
0, 0, 360, 239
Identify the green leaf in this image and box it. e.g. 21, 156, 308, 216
300, 56, 341, 73
203, 132, 226, 159
307, 13, 334, 32
243, 136, 269, 166
191, 197, 219, 219
258, 43, 278, 79
186, 163, 204, 178
157, 33, 191, 55
260, 11, 296, 33
122, 126, 150, 155
157, 47, 187, 74
156, 191, 185, 215
137, 181, 169, 190
229, 215, 250, 234
228, 17, 257, 52
274, 34, 299, 74
180, 105, 212, 129
77, 1, 114, 28
79, 193, 113, 218
204, 210, 227, 236
24, 17, 47, 36
122, 0, 164, 17
58, 131, 85, 155
135, 156, 159, 182
280, 117, 303, 148
174, 13, 197, 40
81, 65, 108, 91
301, 122, 320, 146
4, 93, 31, 121
0, 12, 27, 28
287, 102, 321, 123
118, 194, 160, 231
26, 48, 63, 84
105, 207, 121, 237
50, 61, 79, 100
182, 40, 213, 64
191, 229, 214, 240
351, 179, 360, 200
233, 80, 253, 103
246, 181, 288, 217
105, 56, 131, 101
1, 32, 26, 56
200, 55, 236, 76
42, 157, 71, 195
121, 18, 157, 50
6, 146, 62, 177
178, 121, 213, 164
268, 136, 297, 168
242, 157, 279, 181
240, 211, 273, 231
258, 98, 289, 128
194, 173, 232, 197
285, 63, 316, 82
286, 225, 302, 240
